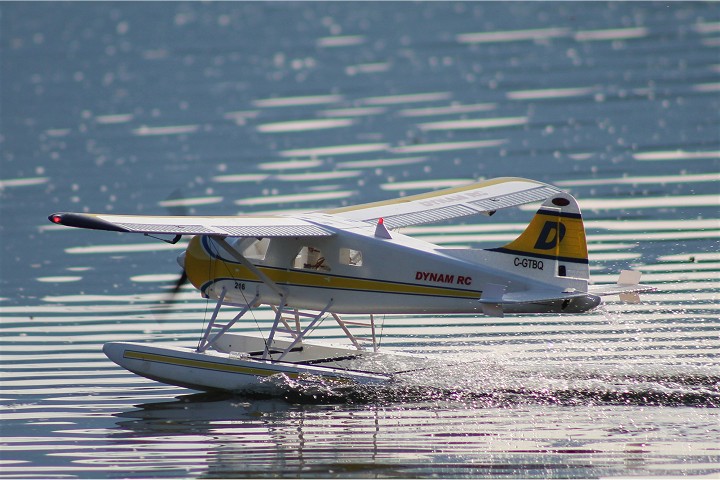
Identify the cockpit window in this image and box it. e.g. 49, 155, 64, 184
232, 237, 270, 261
243, 238, 270, 260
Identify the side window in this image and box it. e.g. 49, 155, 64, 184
293, 246, 330, 271
339, 247, 363, 267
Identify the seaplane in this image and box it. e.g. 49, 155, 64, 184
49, 177, 653, 394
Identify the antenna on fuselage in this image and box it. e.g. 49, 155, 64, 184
374, 217, 392, 239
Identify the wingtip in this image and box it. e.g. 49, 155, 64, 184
46, 212, 127, 232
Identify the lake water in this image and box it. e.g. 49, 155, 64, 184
1, 2, 719, 478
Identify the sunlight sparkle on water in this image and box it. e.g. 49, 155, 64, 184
132, 125, 200, 136
256, 118, 355, 133
278, 143, 390, 158
252, 94, 344, 108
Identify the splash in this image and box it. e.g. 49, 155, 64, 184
251, 353, 720, 408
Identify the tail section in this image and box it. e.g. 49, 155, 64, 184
489, 192, 589, 283
439, 191, 654, 317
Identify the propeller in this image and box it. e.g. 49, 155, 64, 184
168, 269, 188, 300
163, 189, 190, 304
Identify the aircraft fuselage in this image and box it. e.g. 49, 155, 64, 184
182, 214, 597, 315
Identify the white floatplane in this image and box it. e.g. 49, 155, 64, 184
49, 177, 653, 393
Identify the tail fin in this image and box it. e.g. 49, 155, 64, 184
489, 192, 590, 281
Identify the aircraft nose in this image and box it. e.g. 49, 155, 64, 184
177, 251, 186, 270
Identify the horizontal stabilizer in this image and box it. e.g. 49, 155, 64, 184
588, 270, 655, 302
587, 283, 655, 296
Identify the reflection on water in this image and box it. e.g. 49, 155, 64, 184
1, 1, 719, 478
104, 393, 720, 478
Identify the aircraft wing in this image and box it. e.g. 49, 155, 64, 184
323, 177, 563, 228
49, 177, 561, 236
48, 212, 334, 237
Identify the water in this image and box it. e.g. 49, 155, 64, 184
1, 2, 719, 478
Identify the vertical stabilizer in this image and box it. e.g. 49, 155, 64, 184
487, 192, 590, 283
